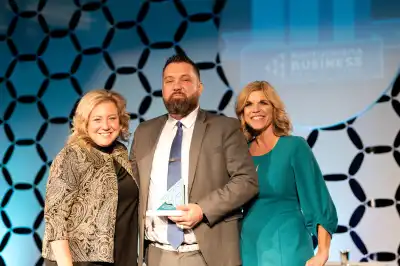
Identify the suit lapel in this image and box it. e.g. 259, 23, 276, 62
188, 109, 207, 195
139, 115, 167, 209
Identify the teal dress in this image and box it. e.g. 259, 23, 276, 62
240, 136, 338, 266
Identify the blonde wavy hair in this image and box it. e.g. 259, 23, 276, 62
235, 81, 292, 142
67, 89, 130, 147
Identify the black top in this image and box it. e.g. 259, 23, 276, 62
97, 143, 139, 266
112, 159, 139, 266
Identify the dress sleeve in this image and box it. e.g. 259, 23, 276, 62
291, 137, 338, 237
44, 146, 81, 241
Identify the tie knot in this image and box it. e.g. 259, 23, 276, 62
176, 121, 183, 129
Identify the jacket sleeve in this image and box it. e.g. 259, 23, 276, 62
197, 118, 259, 226
44, 146, 81, 241
291, 137, 338, 237
129, 127, 140, 186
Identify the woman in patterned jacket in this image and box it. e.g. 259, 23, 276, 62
42, 89, 139, 266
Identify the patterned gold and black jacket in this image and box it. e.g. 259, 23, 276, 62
41, 141, 138, 262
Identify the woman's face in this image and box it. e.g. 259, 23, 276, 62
87, 101, 121, 147
243, 90, 272, 131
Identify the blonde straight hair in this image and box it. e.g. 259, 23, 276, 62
235, 81, 292, 142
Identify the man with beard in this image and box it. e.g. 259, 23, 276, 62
130, 54, 258, 266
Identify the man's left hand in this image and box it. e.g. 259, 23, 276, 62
168, 204, 203, 229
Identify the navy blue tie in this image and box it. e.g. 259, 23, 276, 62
167, 121, 184, 249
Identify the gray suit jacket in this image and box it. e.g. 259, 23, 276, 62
130, 109, 258, 266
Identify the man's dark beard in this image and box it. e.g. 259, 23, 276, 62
163, 92, 199, 117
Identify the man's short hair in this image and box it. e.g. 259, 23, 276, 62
163, 54, 200, 79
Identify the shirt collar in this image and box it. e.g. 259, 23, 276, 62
167, 106, 199, 129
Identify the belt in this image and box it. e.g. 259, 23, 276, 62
150, 242, 200, 253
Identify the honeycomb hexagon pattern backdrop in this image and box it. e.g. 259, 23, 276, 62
0, 0, 400, 265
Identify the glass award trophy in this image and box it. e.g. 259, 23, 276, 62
146, 179, 185, 217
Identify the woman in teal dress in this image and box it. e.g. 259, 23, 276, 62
235, 81, 338, 266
